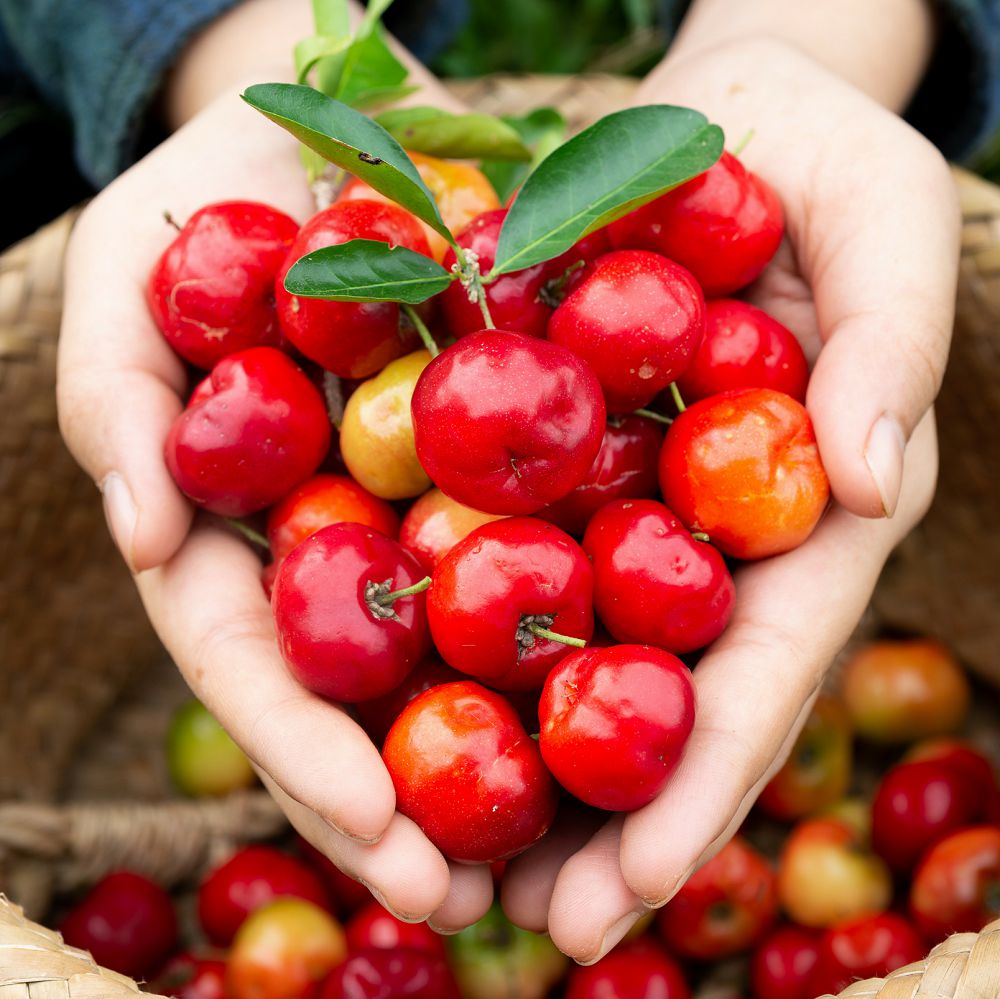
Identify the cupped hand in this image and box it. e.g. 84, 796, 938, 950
56, 89, 492, 932
502, 37, 959, 962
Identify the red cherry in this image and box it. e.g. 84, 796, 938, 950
539, 644, 695, 811
608, 151, 783, 296
582, 499, 734, 653
154, 953, 229, 999
905, 739, 1000, 823
540, 228, 614, 299
659, 388, 829, 560
411, 330, 606, 514
320, 949, 460, 999
537, 415, 663, 536
427, 517, 594, 691
397, 488, 505, 572
749, 926, 820, 999
275, 200, 430, 378
60, 871, 178, 980
345, 902, 445, 957
148, 201, 298, 369
677, 299, 809, 403
565, 940, 691, 999
272, 523, 430, 703
197, 845, 330, 947
547, 249, 705, 413
383, 681, 558, 862
165, 347, 330, 517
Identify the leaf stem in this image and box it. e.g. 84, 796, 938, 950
527, 623, 586, 648
402, 304, 439, 357
669, 382, 687, 413
634, 407, 673, 425
224, 518, 271, 551
731, 128, 755, 158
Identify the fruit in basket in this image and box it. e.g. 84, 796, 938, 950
565, 939, 690, 999
382, 681, 558, 862
426, 517, 594, 690
165, 347, 331, 517
320, 948, 460, 999
228, 897, 346, 999
904, 738, 1000, 821
198, 845, 330, 946
339, 350, 433, 499
275, 200, 430, 378
749, 925, 820, 999
167, 699, 256, 797
659, 388, 829, 560
272, 523, 430, 703
345, 900, 445, 957
607, 151, 783, 297
582, 499, 734, 654
539, 644, 695, 811
657, 837, 778, 959
411, 330, 606, 515
547, 249, 705, 412
757, 695, 852, 821
841, 639, 970, 743
60, 870, 178, 979
148, 201, 299, 369
155, 953, 230, 999
677, 300, 809, 404
398, 488, 506, 570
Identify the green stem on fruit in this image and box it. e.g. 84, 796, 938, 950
163, 210, 181, 232
322, 371, 345, 429
526, 623, 587, 648
634, 407, 673, 426
452, 245, 496, 329
365, 575, 432, 621
669, 382, 687, 413
731, 128, 755, 158
377, 575, 432, 604
401, 303, 439, 357
692, 531, 711, 543
539, 259, 585, 308
224, 517, 271, 551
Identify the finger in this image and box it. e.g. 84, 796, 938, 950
428, 863, 495, 934
259, 770, 452, 921
136, 521, 396, 842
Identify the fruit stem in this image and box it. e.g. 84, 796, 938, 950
365, 575, 432, 622
634, 407, 673, 425
452, 245, 496, 329
376, 576, 433, 605
322, 371, 345, 429
527, 623, 586, 648
401, 304, 440, 358
731, 128, 755, 158
669, 382, 687, 413
539, 259, 585, 308
162, 210, 181, 232
224, 517, 271, 551
692, 531, 711, 543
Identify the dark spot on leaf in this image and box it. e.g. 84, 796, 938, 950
358, 152, 384, 165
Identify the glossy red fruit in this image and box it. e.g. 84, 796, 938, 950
320, 949, 460, 999
398, 488, 505, 572
148, 201, 298, 369
608, 151, 783, 296
272, 523, 430, 703
345, 902, 445, 957
266, 474, 400, 565
808, 914, 925, 996
198, 846, 330, 947
60, 871, 178, 980
872, 759, 983, 874
165, 347, 330, 517
582, 499, 734, 653
540, 644, 695, 810
677, 299, 809, 403
749, 926, 820, 999
904, 739, 1000, 822
538, 415, 663, 536
155, 953, 229, 999
383, 681, 558, 862
427, 517, 594, 690
565, 940, 691, 999
658, 837, 778, 959
411, 330, 606, 515
547, 249, 704, 412
659, 388, 829, 560
541, 228, 614, 299
910, 826, 1000, 940
295, 836, 373, 916
275, 200, 430, 378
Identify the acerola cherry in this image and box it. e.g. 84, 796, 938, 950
165, 347, 330, 517
904, 739, 1000, 822
427, 517, 594, 690
272, 523, 431, 703
411, 330, 606, 515
345, 901, 445, 957
659, 388, 829, 560
749, 926, 820, 999
398, 488, 506, 571
267, 474, 400, 566
582, 499, 734, 654
320, 949, 460, 999
547, 249, 704, 413
197, 845, 330, 947
539, 644, 695, 811
167, 699, 256, 798
383, 681, 558, 862
565, 940, 691, 999
538, 415, 663, 536
148, 201, 298, 369
275, 200, 430, 378
608, 151, 783, 297
60, 871, 178, 980
658, 837, 778, 959
155, 953, 229, 999
677, 299, 809, 403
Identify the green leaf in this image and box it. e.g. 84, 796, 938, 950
491, 105, 724, 276
308, 0, 351, 96
350, 83, 420, 112
284, 239, 453, 303
481, 107, 567, 202
312, 0, 349, 36
336, 27, 411, 109
242, 84, 449, 239
374, 106, 532, 161
356, 0, 396, 37
294, 33, 352, 86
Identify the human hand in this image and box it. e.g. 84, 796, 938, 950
501, 37, 959, 962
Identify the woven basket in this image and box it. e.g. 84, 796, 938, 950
0, 74, 998, 998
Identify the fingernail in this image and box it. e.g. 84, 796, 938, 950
863, 414, 905, 518
358, 881, 425, 924
326, 816, 382, 844
576, 912, 642, 967
641, 862, 696, 909
427, 919, 461, 936
100, 473, 137, 572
